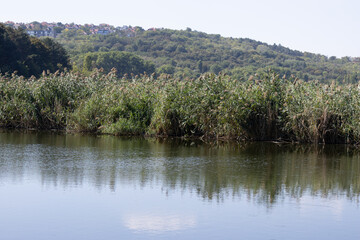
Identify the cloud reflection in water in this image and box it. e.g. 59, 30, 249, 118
123, 214, 197, 233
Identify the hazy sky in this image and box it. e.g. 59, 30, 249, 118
2, 0, 359, 57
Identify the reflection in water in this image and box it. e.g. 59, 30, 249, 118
123, 214, 197, 232
0, 131, 359, 206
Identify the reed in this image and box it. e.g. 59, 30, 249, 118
2, 70, 360, 144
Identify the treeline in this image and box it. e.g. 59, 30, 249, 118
3, 22, 360, 83
55, 26, 360, 83
0, 24, 71, 77
2, 71, 360, 144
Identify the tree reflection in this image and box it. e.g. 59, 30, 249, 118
0, 132, 359, 205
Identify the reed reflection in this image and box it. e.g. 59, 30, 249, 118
0, 132, 359, 205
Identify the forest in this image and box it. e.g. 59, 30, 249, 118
2, 22, 360, 83
55, 25, 360, 83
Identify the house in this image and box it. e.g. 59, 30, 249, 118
27, 29, 56, 38
97, 29, 110, 35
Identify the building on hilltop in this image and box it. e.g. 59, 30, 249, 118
27, 29, 56, 38
97, 29, 110, 35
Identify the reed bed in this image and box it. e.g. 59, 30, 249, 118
1, 70, 360, 144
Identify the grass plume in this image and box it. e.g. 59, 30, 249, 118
2, 70, 360, 144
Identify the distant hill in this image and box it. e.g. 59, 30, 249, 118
4, 21, 360, 83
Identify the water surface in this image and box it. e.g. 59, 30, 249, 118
0, 132, 359, 240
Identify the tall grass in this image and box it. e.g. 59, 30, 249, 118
283, 80, 360, 143
2, 70, 360, 144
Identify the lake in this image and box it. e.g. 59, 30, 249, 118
0, 131, 359, 240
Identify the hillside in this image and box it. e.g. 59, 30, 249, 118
3, 21, 360, 83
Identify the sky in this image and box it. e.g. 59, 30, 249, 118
2, 0, 360, 57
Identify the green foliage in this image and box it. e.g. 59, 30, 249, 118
233, 73, 287, 140
0, 71, 91, 129
282, 80, 360, 143
82, 51, 155, 77
157, 64, 175, 74
69, 74, 155, 135
55, 27, 360, 83
150, 73, 244, 138
0, 24, 71, 77
3, 71, 360, 144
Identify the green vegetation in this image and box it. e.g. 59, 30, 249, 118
2, 70, 360, 144
54, 26, 360, 83
2, 22, 360, 144
81, 51, 155, 77
0, 24, 71, 77
3, 21, 360, 84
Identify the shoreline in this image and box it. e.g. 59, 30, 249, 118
0, 127, 347, 146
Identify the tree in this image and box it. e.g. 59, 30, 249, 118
158, 64, 175, 74
0, 24, 71, 77
198, 60, 203, 73
41, 37, 71, 71
0, 24, 18, 74
210, 64, 222, 74
82, 51, 155, 77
